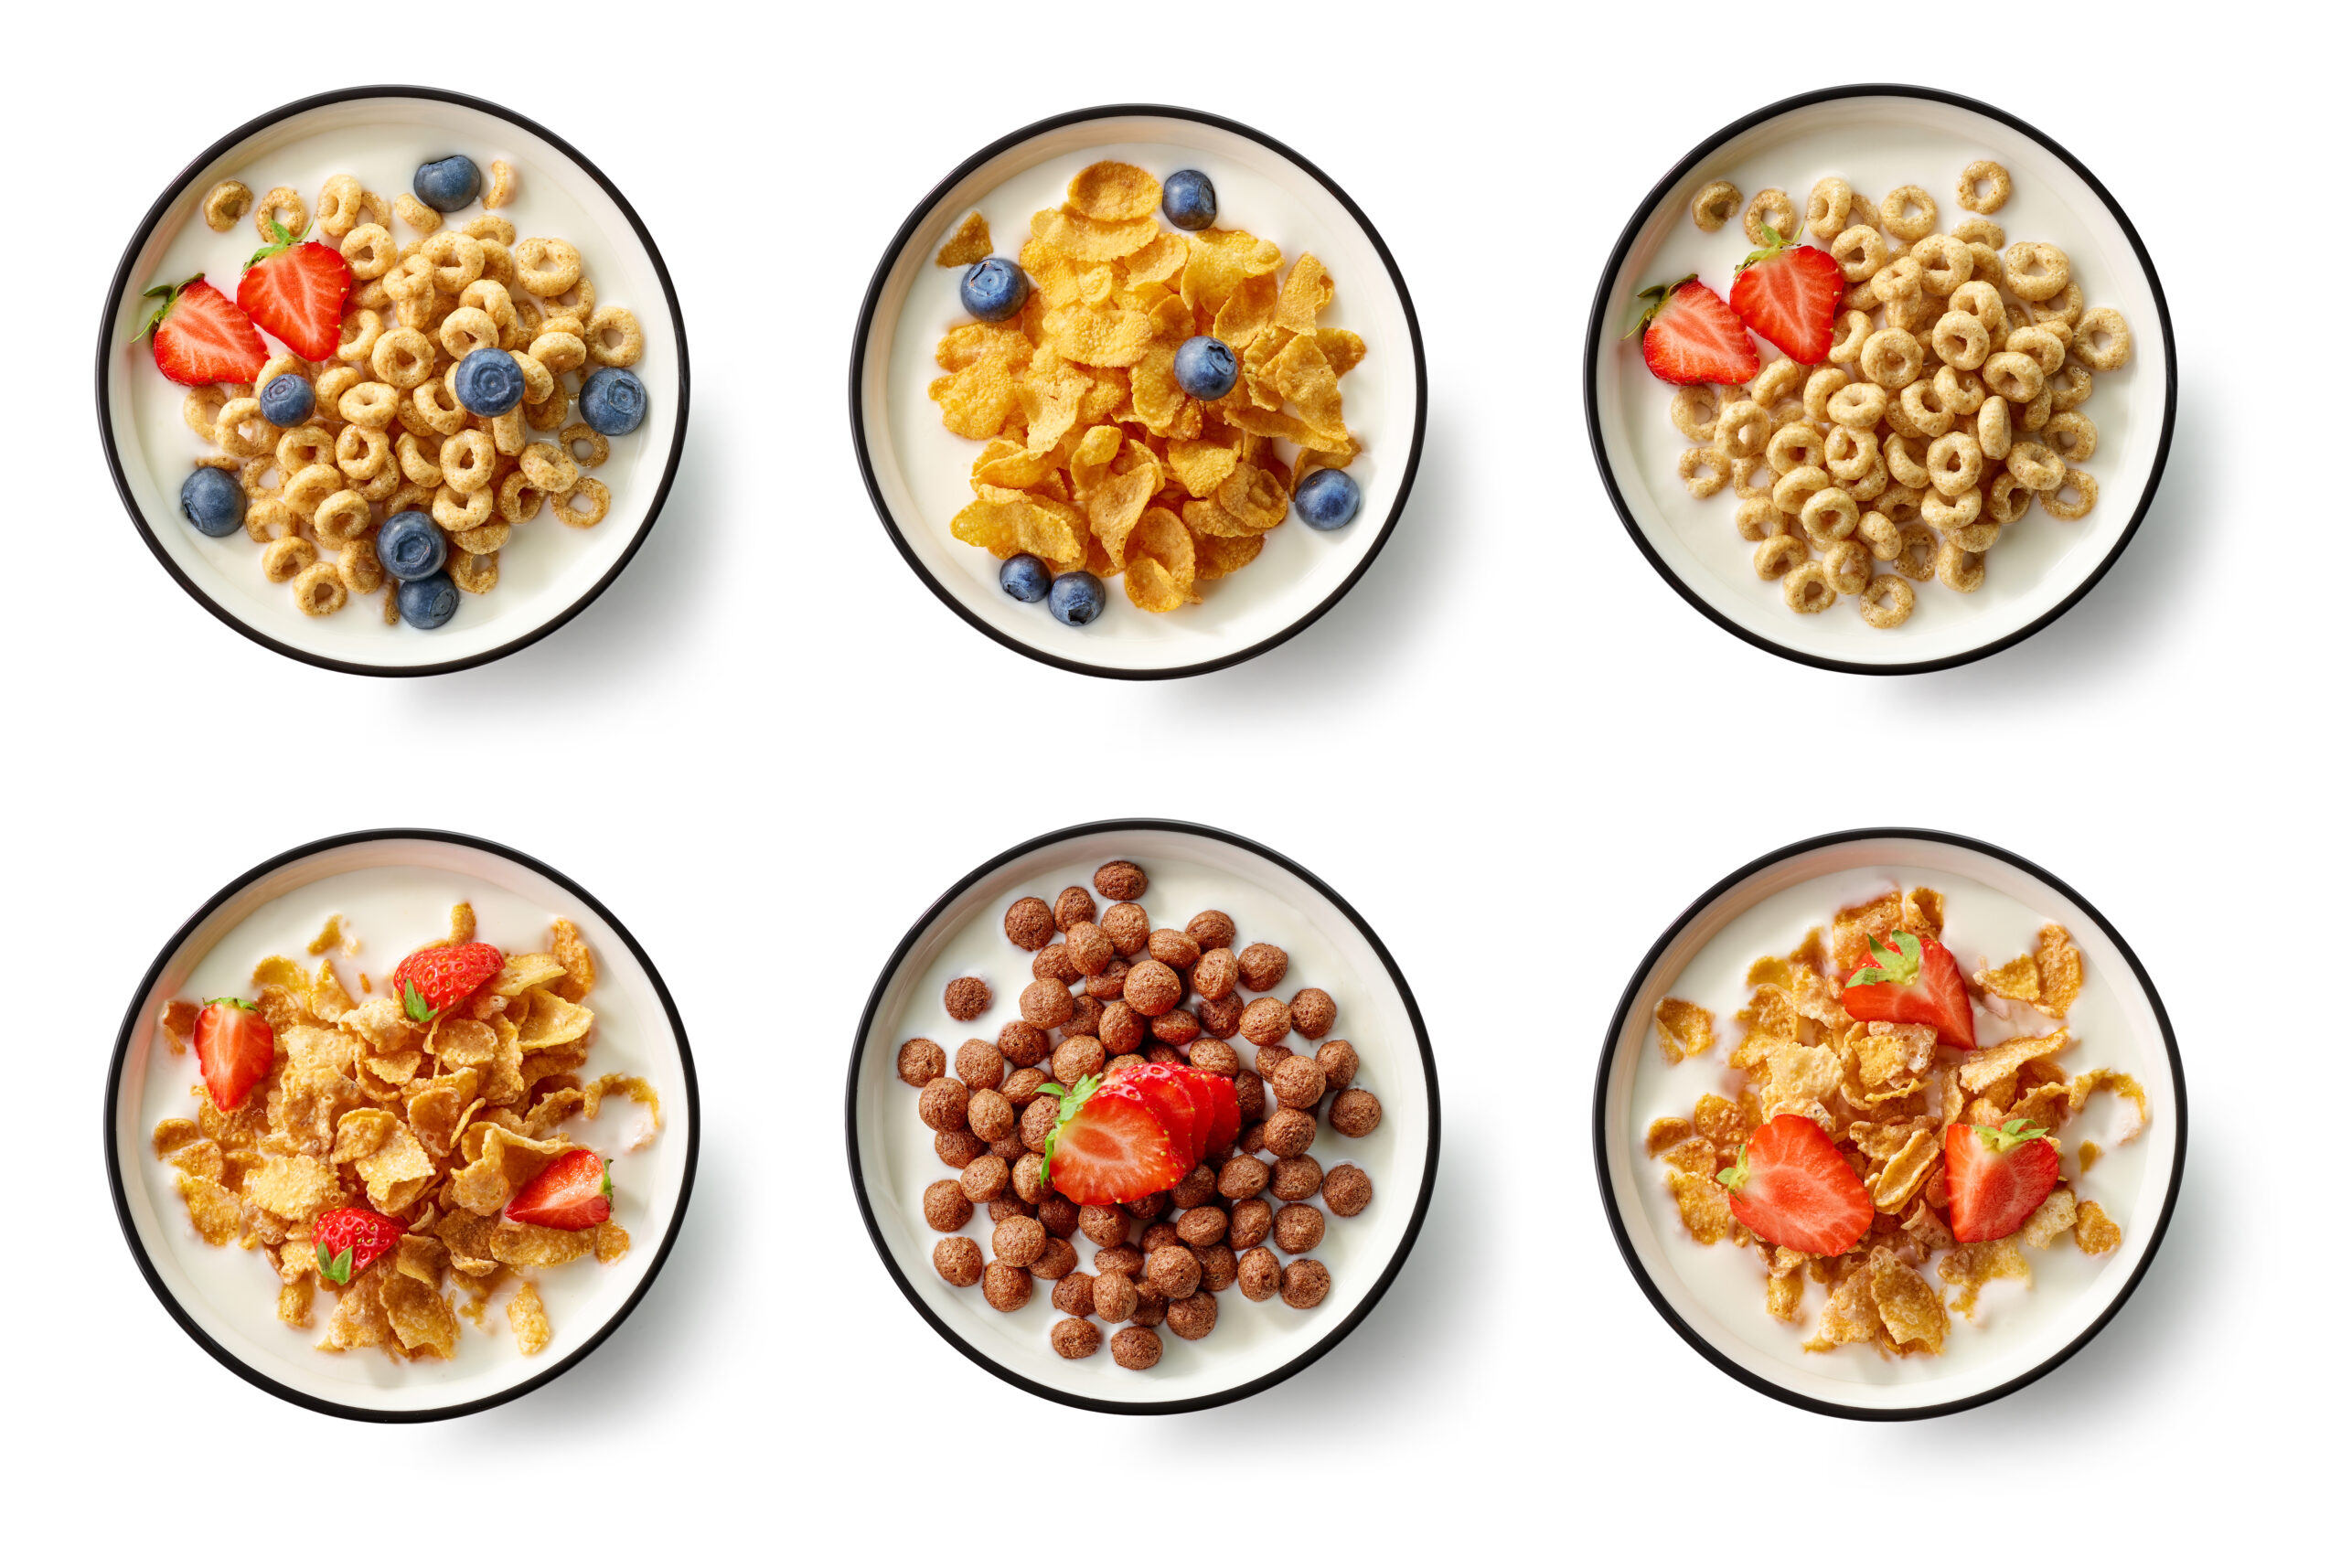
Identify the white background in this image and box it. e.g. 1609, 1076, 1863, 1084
5, 3, 2327, 1558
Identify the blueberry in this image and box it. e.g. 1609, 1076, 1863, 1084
397, 571, 460, 630
179, 465, 244, 538
959, 257, 1029, 323
377, 510, 448, 581
1048, 571, 1106, 627
452, 347, 524, 417
578, 368, 647, 436
413, 155, 481, 213
1161, 169, 1216, 231
999, 552, 1051, 603
1294, 468, 1363, 530
257, 373, 314, 426
1173, 336, 1238, 400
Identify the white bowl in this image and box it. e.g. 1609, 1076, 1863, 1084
97, 87, 690, 676
1595, 828, 2186, 1418
105, 830, 699, 1420
848, 820, 1439, 1411
1585, 85, 2175, 673
851, 105, 1426, 679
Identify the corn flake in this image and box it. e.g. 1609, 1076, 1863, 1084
2074, 1200, 2122, 1254
935, 210, 991, 268
1960, 1028, 2069, 1092
1667, 1170, 1732, 1245
1866, 1248, 1948, 1353
508, 1280, 552, 1355
1653, 997, 1715, 1064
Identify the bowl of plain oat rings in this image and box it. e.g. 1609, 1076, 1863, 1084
97, 85, 689, 676
1585, 84, 2173, 674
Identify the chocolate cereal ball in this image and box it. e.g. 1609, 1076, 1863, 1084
997, 1020, 1051, 1068
1186, 910, 1235, 951
1037, 1192, 1079, 1239
1196, 1242, 1237, 1292
1094, 1270, 1138, 1322
1100, 902, 1151, 957
1236, 943, 1288, 992
934, 1236, 983, 1286
989, 1136, 1026, 1165
1021, 977, 1074, 1029
1052, 1035, 1106, 1085
1129, 1290, 1168, 1328
1271, 1054, 1327, 1110
1288, 987, 1337, 1040
896, 1038, 944, 1087
1125, 1190, 1169, 1222
958, 1156, 1008, 1205
934, 1129, 985, 1168
1171, 1164, 1218, 1210
1053, 886, 1096, 932
1237, 1246, 1282, 1301
1262, 1107, 1319, 1160
1093, 1244, 1144, 1278
1192, 948, 1238, 1002
1012, 1152, 1048, 1203
1322, 1163, 1374, 1217
944, 976, 991, 1021
1147, 1044, 1182, 1066
1330, 1087, 1383, 1138
1270, 1152, 1323, 1200
1229, 1198, 1272, 1249
1065, 921, 1113, 976
1098, 1000, 1145, 1053
1240, 997, 1291, 1047
1146, 1243, 1202, 1300
1001, 1067, 1049, 1105
1094, 859, 1148, 901
1052, 1317, 1103, 1360
1217, 1153, 1270, 1200
918, 1077, 968, 1133
1021, 1096, 1058, 1153
1234, 1070, 1267, 1123
1238, 1122, 1268, 1157
1176, 1205, 1229, 1247
1062, 992, 1104, 1040
1141, 1221, 1181, 1253
1148, 927, 1202, 970
1281, 1258, 1331, 1309
1253, 1041, 1293, 1078
1150, 1009, 1200, 1047
1166, 1290, 1218, 1341
1124, 959, 1182, 1018
924, 1179, 974, 1232
955, 1039, 1005, 1092
992, 1215, 1047, 1268
1196, 994, 1244, 1039
1274, 1202, 1326, 1253
1053, 1271, 1096, 1317
989, 1196, 1033, 1224
1088, 957, 1130, 1001
1004, 897, 1055, 951
1032, 944, 1078, 984
967, 1088, 1014, 1142
1316, 1040, 1360, 1090
1190, 1039, 1238, 1076
1032, 1237, 1078, 1281
1111, 1325, 1162, 1370
982, 1261, 1032, 1311
1079, 1204, 1129, 1248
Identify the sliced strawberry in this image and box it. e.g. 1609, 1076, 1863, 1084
1039, 1075, 1188, 1205
312, 1208, 405, 1283
1632, 275, 1758, 386
1717, 1115, 1873, 1256
1840, 930, 1977, 1051
505, 1148, 612, 1231
390, 941, 506, 1024
1730, 223, 1844, 364
1944, 1120, 2061, 1243
1117, 1063, 1203, 1166
1191, 1069, 1240, 1157
136, 275, 267, 387
237, 221, 352, 361
191, 997, 274, 1111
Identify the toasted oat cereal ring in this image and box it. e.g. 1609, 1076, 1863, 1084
1897, 379, 1954, 439
1801, 485, 1858, 541
310, 488, 369, 545
1964, 243, 2004, 288
286, 558, 347, 615
1878, 478, 1925, 526
438, 429, 496, 494
2039, 467, 2098, 521
2006, 441, 2066, 492
255, 351, 307, 390
337, 537, 383, 594
1878, 186, 1937, 241
334, 422, 390, 482
1976, 397, 2015, 460
1805, 176, 1855, 243
349, 278, 393, 314
408, 379, 466, 435
515, 237, 583, 297
1734, 498, 1787, 540
315, 174, 364, 240
1781, 560, 1835, 613
338, 381, 399, 429
1841, 279, 1880, 314
488, 408, 525, 458
1690, 179, 1741, 232
1677, 444, 1726, 498
1742, 187, 1794, 244
1871, 256, 1923, 304
2072, 307, 2131, 371
394, 433, 442, 488
1821, 538, 1872, 594
358, 464, 400, 505
1823, 424, 1878, 483
2027, 282, 2085, 329
478, 242, 517, 299
181, 385, 228, 442
237, 457, 282, 500
339, 224, 395, 281
1934, 366, 1986, 416
1798, 367, 1846, 422
422, 231, 485, 293
1947, 518, 2001, 552
1748, 357, 1807, 410
465, 213, 518, 246
1826, 308, 1872, 368
529, 329, 587, 375
335, 308, 385, 365
2019, 392, 2056, 432
1771, 464, 1829, 517
1926, 432, 1985, 496
201, 179, 251, 232
446, 549, 497, 594
241, 497, 294, 543
1979, 351, 2047, 403
213, 398, 273, 458
1831, 225, 1887, 283
1922, 482, 1983, 529
2042, 411, 2098, 463
1752, 534, 1807, 581
1669, 384, 1720, 441
2004, 325, 2066, 379
1825, 382, 1887, 432
584, 305, 643, 368
2046, 364, 2094, 414
368, 326, 436, 389
561, 421, 610, 469
1955, 218, 2006, 249
1845, 460, 1890, 504
1949, 281, 2005, 335
1908, 234, 1973, 298
540, 313, 585, 343
1985, 471, 2035, 527
320, 364, 366, 412
454, 519, 511, 555
544, 277, 595, 321
1714, 400, 1771, 461
1861, 573, 1915, 627
460, 277, 517, 329
497, 471, 545, 525
520, 441, 583, 496
1764, 421, 1823, 475
1937, 538, 1986, 592
1857, 509, 1902, 560
254, 186, 305, 240
485, 160, 518, 210
525, 384, 572, 432
383, 480, 433, 517
260, 535, 315, 582
557, 477, 611, 528
2001, 242, 2070, 303
275, 424, 333, 473
391, 192, 443, 236
1859, 327, 1923, 389
1730, 458, 1774, 500
433, 483, 495, 530
1895, 522, 1939, 579
501, 349, 551, 408
1956, 160, 2011, 215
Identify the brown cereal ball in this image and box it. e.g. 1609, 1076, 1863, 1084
1111, 1325, 1162, 1370
1272, 1054, 1328, 1111
1316, 1040, 1360, 1090
1186, 910, 1236, 950
1270, 1152, 1323, 1201
1195, 1242, 1237, 1292
1037, 1192, 1079, 1240
1150, 1009, 1201, 1047
1125, 1191, 1170, 1223
1171, 1164, 1218, 1210
1021, 1096, 1058, 1153
1217, 1153, 1270, 1200
989, 1196, 1033, 1224
1234, 1069, 1267, 1123
1177, 1205, 1229, 1247
1141, 1221, 1181, 1253
1095, 859, 1148, 901
1062, 992, 1104, 1040
1166, 1290, 1219, 1341
1240, 997, 1292, 1048
1262, 1107, 1318, 1160
982, 1261, 1032, 1312
1239, 1122, 1269, 1156
1254, 1041, 1293, 1078
918, 1077, 969, 1133
992, 1215, 1046, 1268
1032, 944, 1079, 985
1190, 1039, 1239, 1076
1191, 947, 1238, 1002
1001, 1067, 1049, 1106
944, 976, 991, 1021
1129, 1287, 1168, 1328
1196, 994, 1244, 1039
1230, 1197, 1272, 1249
1021, 977, 1074, 1029
1281, 1258, 1331, 1309
989, 1136, 1026, 1165
1146, 1045, 1183, 1066
1322, 1163, 1374, 1218
1237, 943, 1288, 992
1052, 1317, 1103, 1360
1093, 1244, 1144, 1279
1064, 921, 1114, 976
934, 1128, 985, 1168
896, 1038, 944, 1087
1004, 897, 1055, 951
957, 1156, 1008, 1205
1105, 1053, 1145, 1079
1094, 1269, 1138, 1322
934, 1236, 983, 1286
1148, 928, 1202, 970
1124, 960, 1181, 1018
1288, 987, 1337, 1040
1079, 1203, 1130, 1248
1274, 1202, 1326, 1253
924, 1179, 974, 1232
1032, 1237, 1078, 1281
1087, 957, 1130, 1001
1330, 1087, 1383, 1138
1146, 1243, 1202, 1300
1052, 1035, 1105, 1085
1011, 1152, 1048, 1203
1098, 1000, 1145, 1053
1053, 886, 1096, 933
967, 1089, 1014, 1142
1053, 1271, 1096, 1317
997, 1020, 1051, 1068
953, 1038, 1005, 1092
1237, 1246, 1282, 1301
1100, 902, 1151, 957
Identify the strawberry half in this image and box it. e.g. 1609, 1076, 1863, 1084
505, 1148, 612, 1230
1729, 222, 1844, 364
237, 220, 352, 361
136, 275, 266, 386
1192, 1069, 1240, 1157
1037, 1074, 1189, 1205
1840, 930, 1977, 1051
192, 997, 275, 1111
1631, 275, 1758, 386
1717, 1115, 1873, 1256
313, 1208, 405, 1283
1118, 1063, 1204, 1165
1944, 1119, 2061, 1243
390, 941, 506, 1024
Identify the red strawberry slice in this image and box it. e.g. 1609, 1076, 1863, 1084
1038, 1075, 1188, 1205
1840, 930, 1977, 1051
191, 997, 275, 1112
1191, 1069, 1240, 1157
1117, 1063, 1204, 1166
313, 1208, 405, 1283
136, 275, 267, 387
389, 941, 506, 1024
506, 1148, 613, 1231
1631, 275, 1758, 386
1944, 1119, 2061, 1243
237, 220, 352, 361
1717, 1115, 1874, 1256
1730, 223, 1844, 364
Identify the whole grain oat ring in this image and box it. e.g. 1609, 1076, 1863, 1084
561, 421, 610, 468
515, 237, 582, 297
1731, 458, 1774, 500
2019, 391, 2056, 432
584, 305, 643, 368
1764, 421, 1823, 475
525, 384, 572, 432
1878, 186, 1937, 241
476, 240, 516, 296
1927, 432, 1985, 496
543, 277, 595, 320
1715, 400, 1771, 461
1957, 160, 2011, 215
241, 497, 293, 543
1931, 312, 1991, 371
1823, 424, 1878, 483
438, 306, 501, 361
438, 429, 496, 494
1821, 539, 1871, 594
2027, 282, 2085, 328
340, 224, 395, 280
1830, 225, 1887, 282
1897, 379, 1954, 439
1980, 350, 2047, 402
335, 422, 390, 481
1845, 460, 1890, 505
433, 483, 495, 530
316, 175, 364, 240
202, 180, 251, 232
1801, 485, 1859, 541
1953, 217, 2005, 249
1857, 509, 1902, 560
1677, 444, 1726, 498
336, 308, 385, 365
276, 425, 334, 473
2005, 325, 2066, 378
395, 433, 443, 487
1947, 518, 2000, 552
529, 329, 587, 375
1983, 471, 2033, 527
370, 326, 436, 389
422, 231, 485, 293
237, 457, 282, 500
485, 159, 517, 210
2001, 242, 2070, 302
520, 441, 582, 495
289, 560, 347, 616
449, 549, 498, 593
1771, 464, 1829, 517
1859, 328, 1924, 389
1735, 498, 1786, 540
2071, 307, 2131, 370
557, 476, 611, 528
464, 213, 518, 246
1871, 255, 1923, 304
2039, 467, 2098, 520
2047, 364, 2094, 412
454, 520, 510, 554
1801, 367, 1849, 423
1805, 177, 1855, 242
1885, 433, 1929, 489
488, 408, 526, 458
337, 381, 399, 429
182, 385, 228, 442
1742, 187, 1794, 244
1937, 538, 1986, 592
1748, 357, 1807, 409
253, 186, 305, 240
1860, 573, 1915, 628
497, 471, 545, 525
2043, 411, 2098, 462
1935, 365, 1985, 416
1976, 397, 2014, 460
460, 278, 518, 336
1909, 234, 1973, 297
1669, 384, 1720, 441
1896, 522, 1938, 578
1948, 281, 2004, 333
213, 398, 273, 459
507, 348, 554, 407
313, 489, 372, 546
281, 463, 339, 518
408, 379, 466, 435
261, 535, 315, 583
337, 538, 383, 594
1781, 560, 1835, 613
392, 192, 443, 236
1826, 308, 1873, 368
1752, 534, 1807, 581
2006, 441, 2067, 492
1690, 179, 1741, 232
1921, 485, 1983, 530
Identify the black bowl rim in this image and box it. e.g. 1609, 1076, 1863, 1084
1591, 825, 2187, 1420
845, 817, 1442, 1412
1578, 82, 2178, 676
103, 827, 701, 1422
94, 83, 693, 678
848, 103, 1428, 682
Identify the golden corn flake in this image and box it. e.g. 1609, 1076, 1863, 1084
160, 998, 198, 1054
1667, 1170, 1732, 1245
2068, 1069, 2149, 1142
936, 210, 991, 268
381, 1272, 460, 1359
1959, 1028, 2069, 1092
1653, 997, 1715, 1064
1937, 1239, 2029, 1317
1902, 887, 1945, 939
1831, 892, 1905, 971
583, 1072, 661, 1129
1866, 1248, 1948, 1353
1662, 1136, 1717, 1177
1644, 1115, 1693, 1157
176, 1176, 246, 1246
551, 919, 596, 1002
2074, 1200, 2122, 1254
2020, 1187, 2079, 1247
1766, 1265, 1805, 1322
243, 1155, 341, 1222
1855, 1022, 1936, 1086
1812, 1264, 1882, 1349
1869, 1126, 1940, 1213
1976, 952, 2041, 1003
2078, 1140, 2102, 1173
277, 1275, 315, 1328
490, 1218, 594, 1269
1693, 1093, 1748, 1152
593, 1221, 631, 1265
305, 914, 345, 955
493, 952, 567, 997
152, 1118, 202, 1159
327, 1271, 390, 1351
2036, 924, 2084, 1018
508, 1280, 552, 1356
1066, 162, 1161, 223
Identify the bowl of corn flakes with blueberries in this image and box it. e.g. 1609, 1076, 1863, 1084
97, 87, 689, 677
1584, 85, 2174, 675
851, 106, 1427, 680
105, 829, 699, 1421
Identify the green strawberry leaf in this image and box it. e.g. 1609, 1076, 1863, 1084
401, 979, 437, 1023
1975, 1116, 2053, 1154
133, 275, 198, 343
1037, 1074, 1102, 1187
1625, 274, 1696, 337
316, 1242, 353, 1285
1716, 1145, 1749, 1194
202, 996, 257, 1012
1847, 930, 1922, 989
